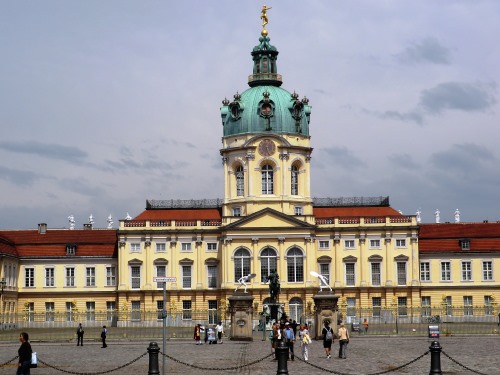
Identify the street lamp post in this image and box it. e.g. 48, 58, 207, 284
0, 278, 6, 330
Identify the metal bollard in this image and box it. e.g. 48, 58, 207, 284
429, 340, 442, 375
148, 341, 160, 375
276, 340, 289, 375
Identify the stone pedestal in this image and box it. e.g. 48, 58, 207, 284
312, 291, 340, 340
228, 292, 254, 341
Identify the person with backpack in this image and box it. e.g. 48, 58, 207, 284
283, 322, 295, 360
322, 320, 334, 358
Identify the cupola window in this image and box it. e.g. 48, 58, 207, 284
236, 166, 244, 196
291, 165, 299, 195
261, 164, 274, 194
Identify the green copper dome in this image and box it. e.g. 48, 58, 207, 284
221, 34, 311, 137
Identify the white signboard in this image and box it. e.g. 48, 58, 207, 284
153, 277, 177, 283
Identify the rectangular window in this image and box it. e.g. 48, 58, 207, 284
395, 239, 406, 248
66, 302, 74, 322
441, 262, 451, 281
86, 267, 96, 286
319, 263, 330, 284
106, 301, 116, 321
207, 265, 217, 288
344, 240, 355, 249
445, 296, 452, 316
156, 265, 166, 289
420, 262, 430, 281
182, 265, 192, 289
25, 268, 34, 287
461, 261, 472, 281
66, 267, 75, 287
131, 301, 141, 321
369, 239, 381, 248
294, 206, 303, 216
346, 297, 356, 317
86, 301, 95, 321
26, 302, 35, 322
421, 296, 431, 317
397, 262, 407, 285
482, 261, 493, 281
233, 207, 241, 217
45, 302, 55, 322
130, 243, 141, 252
156, 243, 166, 253
181, 242, 192, 251
45, 267, 55, 287
463, 296, 473, 316
106, 266, 116, 286
398, 297, 408, 316
318, 240, 330, 249
208, 300, 218, 324
182, 300, 192, 320
484, 296, 493, 315
206, 242, 218, 251
66, 244, 76, 255
157, 300, 165, 320
371, 263, 381, 286
461, 239, 470, 250
131, 266, 141, 289
372, 297, 381, 317
345, 263, 355, 286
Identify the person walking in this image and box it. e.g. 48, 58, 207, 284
338, 322, 349, 359
101, 325, 108, 348
17, 332, 32, 375
322, 320, 334, 359
216, 321, 224, 344
76, 323, 84, 346
283, 322, 295, 360
298, 324, 311, 361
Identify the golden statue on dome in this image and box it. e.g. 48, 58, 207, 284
260, 5, 272, 35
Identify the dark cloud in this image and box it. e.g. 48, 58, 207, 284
0, 141, 88, 163
430, 143, 495, 172
0, 166, 39, 186
58, 178, 106, 197
396, 37, 451, 65
419, 82, 497, 114
362, 108, 424, 125
320, 147, 366, 169
388, 154, 421, 170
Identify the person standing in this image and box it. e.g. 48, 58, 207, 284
101, 325, 107, 348
193, 324, 202, 345
216, 321, 224, 344
338, 322, 349, 359
17, 332, 32, 375
363, 319, 369, 334
283, 322, 295, 360
322, 320, 334, 359
76, 323, 84, 346
298, 324, 311, 361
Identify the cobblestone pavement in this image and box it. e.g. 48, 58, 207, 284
0, 335, 498, 375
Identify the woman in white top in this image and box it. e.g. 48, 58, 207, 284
298, 323, 311, 361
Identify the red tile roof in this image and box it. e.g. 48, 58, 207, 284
0, 229, 117, 258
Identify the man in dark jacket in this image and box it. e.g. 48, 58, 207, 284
17, 331, 32, 375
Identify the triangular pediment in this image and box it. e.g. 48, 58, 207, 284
224, 208, 315, 230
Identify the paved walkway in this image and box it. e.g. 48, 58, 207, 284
0, 335, 498, 374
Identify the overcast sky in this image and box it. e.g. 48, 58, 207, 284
1, 0, 499, 229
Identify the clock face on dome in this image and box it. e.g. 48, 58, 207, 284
258, 139, 276, 157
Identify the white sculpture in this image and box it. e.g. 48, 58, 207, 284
107, 214, 113, 229
88, 214, 94, 226
435, 209, 440, 224
234, 273, 256, 293
125, 212, 132, 220
454, 209, 460, 223
310, 271, 332, 292
68, 215, 75, 230
416, 209, 422, 224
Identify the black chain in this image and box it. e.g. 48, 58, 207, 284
442, 350, 490, 375
295, 350, 430, 375
160, 350, 273, 371
36, 352, 147, 375
0, 355, 19, 367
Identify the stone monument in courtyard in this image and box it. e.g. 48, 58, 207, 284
311, 271, 340, 339
228, 274, 255, 341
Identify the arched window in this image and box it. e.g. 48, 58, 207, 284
260, 247, 277, 282
288, 297, 304, 322
261, 164, 274, 194
236, 165, 244, 196
287, 248, 304, 282
291, 165, 299, 195
234, 248, 251, 282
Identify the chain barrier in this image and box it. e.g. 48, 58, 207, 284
0, 355, 19, 367
295, 350, 430, 375
442, 350, 490, 375
160, 350, 273, 371
36, 352, 147, 375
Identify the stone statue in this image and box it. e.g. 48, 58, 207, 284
454, 209, 460, 223
266, 270, 280, 301
125, 212, 132, 220
416, 209, 422, 224
310, 271, 332, 292
68, 215, 75, 230
234, 273, 256, 293
261, 5, 272, 28
435, 209, 440, 224
88, 214, 94, 225
107, 214, 113, 229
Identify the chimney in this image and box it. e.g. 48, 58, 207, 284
83, 223, 93, 230
38, 223, 47, 234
